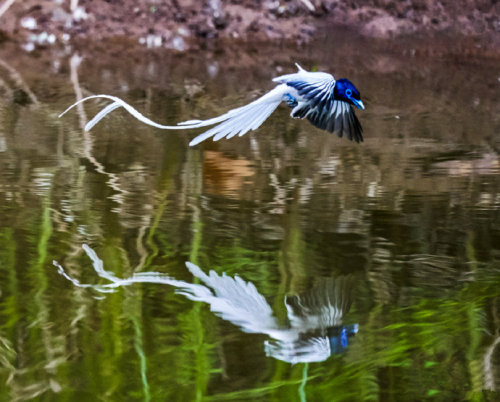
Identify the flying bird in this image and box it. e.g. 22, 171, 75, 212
60, 63, 365, 146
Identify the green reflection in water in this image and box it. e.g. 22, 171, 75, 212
0, 40, 500, 401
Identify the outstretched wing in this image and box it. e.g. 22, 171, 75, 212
274, 64, 363, 143
273, 64, 336, 113
183, 85, 289, 146
294, 100, 363, 143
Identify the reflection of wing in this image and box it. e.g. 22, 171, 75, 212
285, 276, 355, 331
264, 276, 358, 364
178, 263, 279, 334
264, 337, 332, 364
54, 246, 360, 364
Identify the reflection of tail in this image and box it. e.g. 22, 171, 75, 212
59, 85, 288, 146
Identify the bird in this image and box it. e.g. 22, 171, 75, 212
59, 63, 365, 146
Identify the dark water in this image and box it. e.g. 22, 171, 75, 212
0, 37, 500, 401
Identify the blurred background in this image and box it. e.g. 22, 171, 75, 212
0, 0, 499, 49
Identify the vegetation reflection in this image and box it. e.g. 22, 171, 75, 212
0, 44, 499, 401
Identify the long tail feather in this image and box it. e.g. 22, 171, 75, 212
59, 94, 188, 132
60, 87, 287, 146
85, 101, 122, 131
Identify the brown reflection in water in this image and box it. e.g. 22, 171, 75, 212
202, 150, 255, 198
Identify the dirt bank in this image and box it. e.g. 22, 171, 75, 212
0, 0, 499, 51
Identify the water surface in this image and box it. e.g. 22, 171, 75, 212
0, 38, 499, 401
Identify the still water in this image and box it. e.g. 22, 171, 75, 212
0, 36, 500, 401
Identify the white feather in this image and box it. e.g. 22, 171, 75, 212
272, 67, 335, 87
59, 95, 188, 131
187, 85, 288, 146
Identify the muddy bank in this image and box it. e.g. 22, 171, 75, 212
0, 0, 499, 51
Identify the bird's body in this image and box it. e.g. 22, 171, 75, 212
60, 64, 365, 146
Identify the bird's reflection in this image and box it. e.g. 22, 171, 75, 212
53, 245, 358, 364
266, 277, 358, 363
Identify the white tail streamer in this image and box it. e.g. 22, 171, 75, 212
59, 86, 288, 146
59, 94, 187, 132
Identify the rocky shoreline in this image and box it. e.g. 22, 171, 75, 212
0, 0, 498, 52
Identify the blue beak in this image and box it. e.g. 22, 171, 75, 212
351, 98, 365, 110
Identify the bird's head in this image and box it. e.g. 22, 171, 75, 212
334, 79, 365, 110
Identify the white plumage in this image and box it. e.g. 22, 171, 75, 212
59, 63, 364, 145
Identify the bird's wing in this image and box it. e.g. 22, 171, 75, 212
274, 64, 363, 143
272, 63, 335, 88
294, 99, 363, 143
183, 85, 289, 146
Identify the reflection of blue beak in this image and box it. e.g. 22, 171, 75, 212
329, 324, 359, 354
350, 98, 365, 110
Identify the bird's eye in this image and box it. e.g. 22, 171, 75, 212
346, 89, 352, 97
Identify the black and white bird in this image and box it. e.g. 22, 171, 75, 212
60, 63, 365, 146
